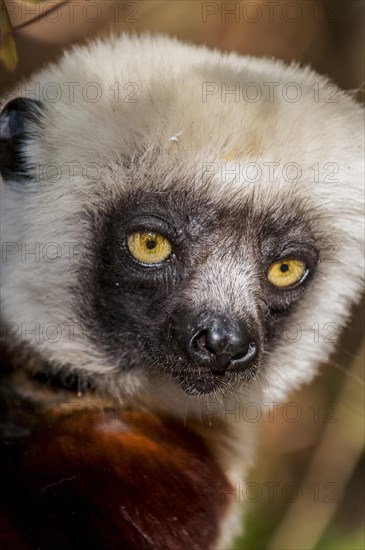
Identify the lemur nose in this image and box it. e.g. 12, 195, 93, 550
186, 314, 258, 375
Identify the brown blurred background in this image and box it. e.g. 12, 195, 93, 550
1, 0, 365, 95
1, 2, 364, 549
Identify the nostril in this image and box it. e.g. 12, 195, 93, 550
230, 342, 258, 368
193, 330, 232, 374
194, 331, 207, 352
189, 330, 213, 367
193, 330, 226, 358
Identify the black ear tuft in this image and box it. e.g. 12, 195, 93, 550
0, 97, 43, 182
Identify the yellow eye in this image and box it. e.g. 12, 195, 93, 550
267, 259, 306, 288
127, 232, 172, 264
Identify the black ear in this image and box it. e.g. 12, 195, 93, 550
0, 97, 43, 181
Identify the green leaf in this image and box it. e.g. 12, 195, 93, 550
0, 0, 17, 70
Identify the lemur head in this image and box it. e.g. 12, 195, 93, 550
1, 35, 363, 409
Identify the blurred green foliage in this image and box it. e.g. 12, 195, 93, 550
0, 0, 46, 70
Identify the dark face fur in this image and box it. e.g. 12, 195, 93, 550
82, 186, 318, 396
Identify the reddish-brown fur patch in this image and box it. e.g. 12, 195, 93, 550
0, 406, 233, 549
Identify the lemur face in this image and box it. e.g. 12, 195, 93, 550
87, 186, 318, 395
0, 35, 363, 405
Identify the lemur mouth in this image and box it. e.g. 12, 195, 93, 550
172, 362, 259, 396
178, 375, 226, 396
173, 369, 237, 396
